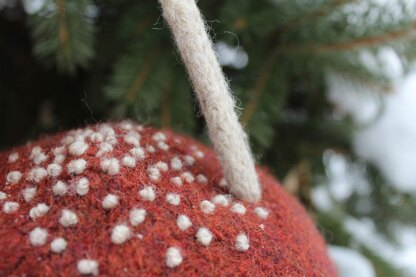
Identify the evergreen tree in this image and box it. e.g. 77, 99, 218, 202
1, 0, 415, 275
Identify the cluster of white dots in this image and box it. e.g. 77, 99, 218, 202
1, 122, 271, 275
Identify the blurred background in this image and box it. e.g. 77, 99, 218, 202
1, 0, 416, 276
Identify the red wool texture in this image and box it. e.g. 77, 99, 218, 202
0, 122, 336, 276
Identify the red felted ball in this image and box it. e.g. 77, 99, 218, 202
0, 122, 336, 276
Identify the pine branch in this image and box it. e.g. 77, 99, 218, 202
361, 247, 404, 277
161, 81, 172, 128
55, 0, 69, 58
125, 47, 161, 102
330, 70, 392, 93
241, 50, 277, 124
279, 21, 416, 53
30, 0, 94, 73
278, 0, 356, 33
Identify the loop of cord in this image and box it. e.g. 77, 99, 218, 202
159, 0, 261, 202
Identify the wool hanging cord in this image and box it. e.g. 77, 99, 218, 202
159, 0, 261, 202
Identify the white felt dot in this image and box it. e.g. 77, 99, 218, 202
124, 132, 140, 146
177, 215, 192, 231
77, 259, 99, 276
155, 161, 168, 172
53, 181, 68, 196
171, 177, 183, 187
166, 193, 180, 206
183, 155, 195, 166
231, 203, 246, 215
146, 145, 155, 153
111, 224, 131, 245
130, 147, 145, 160
29, 227, 48, 246
170, 157, 182, 171
136, 125, 144, 131
106, 137, 118, 146
119, 121, 133, 130
99, 125, 115, 138
54, 154, 65, 164
61, 135, 75, 145
260, 224, 265, 230
47, 163, 62, 177
194, 150, 204, 159
6, 171, 22, 184
166, 247, 183, 268
196, 174, 208, 184
152, 132, 166, 141
32, 152, 48, 165
8, 152, 19, 163
235, 233, 250, 251
30, 146, 42, 156
90, 132, 103, 142
102, 194, 119, 210
157, 141, 169, 151
67, 159, 87, 175
147, 166, 160, 182
0, 191, 7, 200
100, 158, 120, 175
29, 203, 50, 220
122, 156, 136, 168
129, 208, 146, 226
82, 128, 94, 137
105, 133, 117, 143
196, 227, 213, 246
27, 167, 47, 183
52, 146, 65, 155
51, 237, 67, 253
254, 207, 269, 219
75, 177, 89, 196
3, 201, 19, 213
211, 195, 229, 206
200, 200, 215, 214
96, 142, 113, 157
139, 186, 156, 201
59, 209, 78, 227
181, 172, 194, 183
52, 146, 65, 156
68, 140, 88, 156
22, 187, 37, 202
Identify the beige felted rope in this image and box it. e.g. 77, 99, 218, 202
159, 0, 261, 202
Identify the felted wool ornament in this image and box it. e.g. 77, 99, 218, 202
0, 122, 336, 276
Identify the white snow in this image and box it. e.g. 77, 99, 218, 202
328, 245, 375, 277
326, 48, 416, 276
216, 41, 248, 69
328, 66, 416, 193
344, 217, 416, 277
353, 75, 416, 192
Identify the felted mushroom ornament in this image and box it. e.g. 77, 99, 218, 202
0, 0, 336, 276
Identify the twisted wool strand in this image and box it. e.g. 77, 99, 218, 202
159, 0, 261, 202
